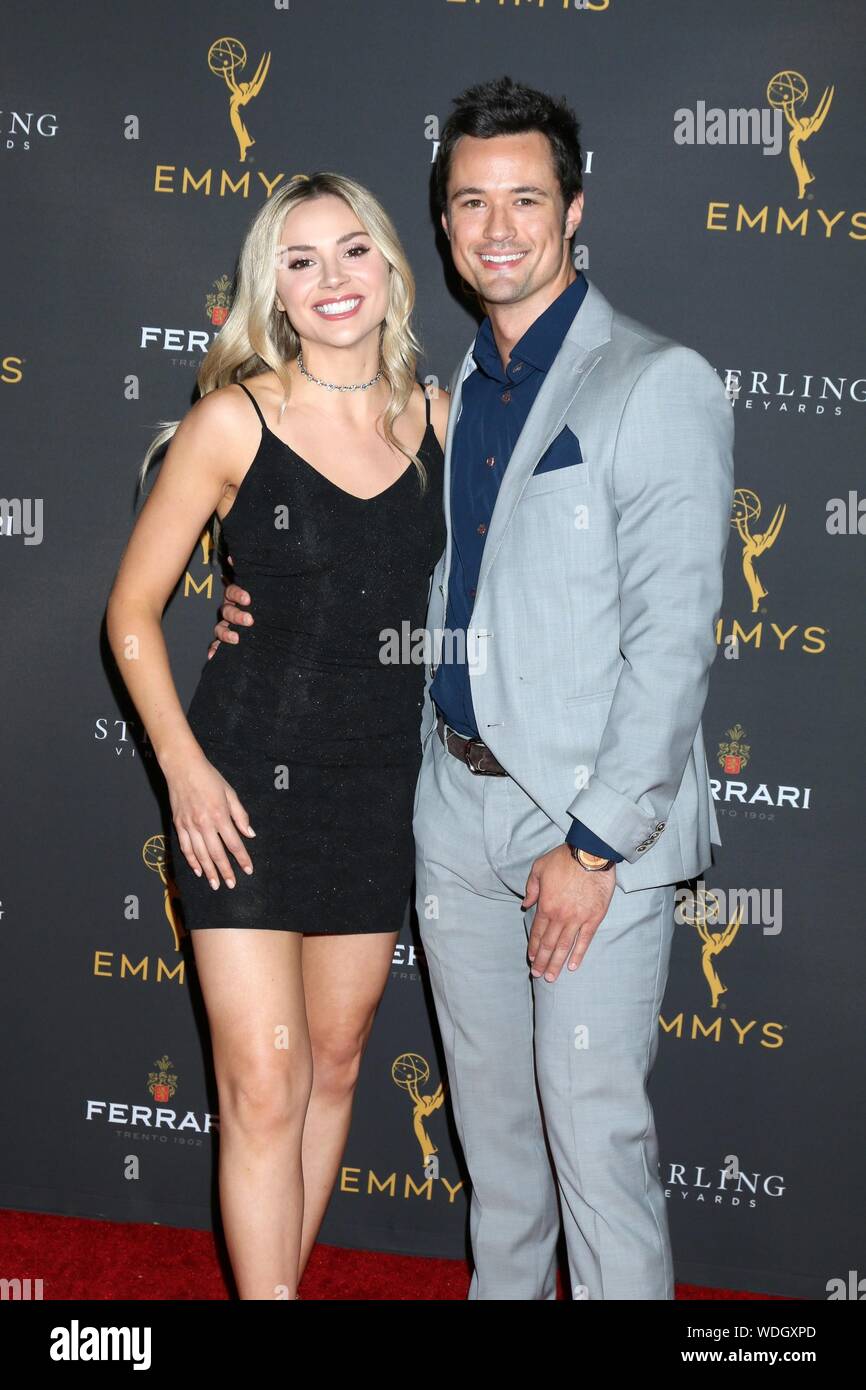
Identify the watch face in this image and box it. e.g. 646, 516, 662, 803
577, 849, 613, 870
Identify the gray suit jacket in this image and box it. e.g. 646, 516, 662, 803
419, 276, 735, 893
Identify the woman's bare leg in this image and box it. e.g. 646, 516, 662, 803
191, 927, 312, 1299
296, 929, 398, 1279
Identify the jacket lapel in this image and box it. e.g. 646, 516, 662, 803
471, 278, 613, 601
438, 341, 477, 606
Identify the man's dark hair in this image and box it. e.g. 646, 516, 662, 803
434, 75, 583, 227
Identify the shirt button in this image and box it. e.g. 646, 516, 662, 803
485, 456, 496, 468
477, 523, 487, 535
501, 390, 511, 403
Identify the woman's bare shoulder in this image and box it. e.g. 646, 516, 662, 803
184, 380, 264, 443
164, 383, 264, 485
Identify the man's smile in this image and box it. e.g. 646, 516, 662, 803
478, 250, 529, 268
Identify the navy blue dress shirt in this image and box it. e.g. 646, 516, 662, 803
430, 272, 623, 862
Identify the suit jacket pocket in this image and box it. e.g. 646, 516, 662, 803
564, 687, 617, 706
521, 461, 588, 498
532, 423, 583, 476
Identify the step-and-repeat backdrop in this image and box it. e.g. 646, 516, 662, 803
2, 1, 863, 1300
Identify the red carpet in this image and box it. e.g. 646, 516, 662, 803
0, 1209, 785, 1300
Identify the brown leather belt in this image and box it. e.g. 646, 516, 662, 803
436, 711, 508, 776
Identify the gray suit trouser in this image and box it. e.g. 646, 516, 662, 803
413, 722, 676, 1300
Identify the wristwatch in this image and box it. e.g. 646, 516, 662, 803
569, 845, 616, 872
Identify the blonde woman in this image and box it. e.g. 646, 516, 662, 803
106, 173, 448, 1299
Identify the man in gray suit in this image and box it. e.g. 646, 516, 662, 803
214, 75, 734, 1301
411, 76, 733, 1300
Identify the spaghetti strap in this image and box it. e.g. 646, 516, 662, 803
424, 389, 431, 427
237, 380, 267, 432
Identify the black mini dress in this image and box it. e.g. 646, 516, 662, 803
169, 377, 446, 934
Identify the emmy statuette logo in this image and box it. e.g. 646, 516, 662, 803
391, 1053, 445, 1171
680, 888, 744, 1010
766, 70, 834, 200
142, 835, 186, 952
731, 488, 787, 614
208, 36, 271, 162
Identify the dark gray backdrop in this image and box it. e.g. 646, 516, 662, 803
1, 0, 864, 1300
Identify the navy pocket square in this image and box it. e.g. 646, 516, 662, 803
533, 425, 583, 475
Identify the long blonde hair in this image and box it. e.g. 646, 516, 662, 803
138, 172, 427, 522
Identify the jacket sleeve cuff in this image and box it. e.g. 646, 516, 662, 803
565, 816, 625, 862
567, 776, 669, 865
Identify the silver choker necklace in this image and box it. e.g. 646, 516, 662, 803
297, 351, 382, 392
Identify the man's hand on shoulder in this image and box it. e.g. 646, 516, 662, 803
522, 844, 616, 982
